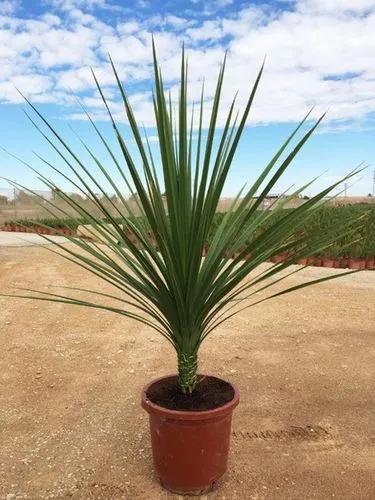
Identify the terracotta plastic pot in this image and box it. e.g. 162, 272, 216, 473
322, 258, 334, 268
271, 254, 285, 263
348, 259, 365, 269
333, 259, 341, 268
142, 375, 240, 495
297, 257, 308, 266
348, 259, 357, 269
306, 256, 315, 266
314, 258, 322, 267
366, 258, 375, 270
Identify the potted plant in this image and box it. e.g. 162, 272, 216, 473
364, 222, 375, 269
4, 45, 363, 495
328, 242, 341, 268
348, 241, 366, 269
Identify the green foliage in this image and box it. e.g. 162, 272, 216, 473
305, 205, 374, 258
3, 44, 364, 393
4, 217, 81, 229
7, 204, 375, 257
209, 205, 375, 258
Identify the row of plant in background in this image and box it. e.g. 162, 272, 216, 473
2, 204, 375, 261
1, 218, 77, 234
1, 217, 80, 230
0, 215, 145, 232
208, 204, 375, 260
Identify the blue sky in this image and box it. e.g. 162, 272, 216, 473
0, 0, 375, 197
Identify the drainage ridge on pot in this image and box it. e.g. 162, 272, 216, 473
142, 374, 240, 496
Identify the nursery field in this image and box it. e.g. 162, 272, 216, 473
2, 204, 375, 264
0, 243, 374, 499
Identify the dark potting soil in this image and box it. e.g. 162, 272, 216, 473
146, 375, 235, 411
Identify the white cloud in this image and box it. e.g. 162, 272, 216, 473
117, 20, 141, 35
297, 0, 375, 14
186, 20, 223, 41
0, 0, 374, 132
164, 15, 190, 29
0, 74, 53, 103
216, 0, 234, 6
0, 0, 19, 15
190, 0, 233, 12
45, 0, 119, 11
137, 0, 149, 9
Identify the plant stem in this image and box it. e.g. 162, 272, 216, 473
177, 352, 198, 394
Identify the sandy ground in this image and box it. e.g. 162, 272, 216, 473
0, 244, 374, 500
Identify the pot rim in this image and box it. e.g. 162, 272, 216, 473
141, 374, 240, 421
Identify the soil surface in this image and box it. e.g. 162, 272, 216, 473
146, 376, 235, 411
0, 244, 375, 499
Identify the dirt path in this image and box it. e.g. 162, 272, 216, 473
0, 245, 374, 499
0, 232, 68, 247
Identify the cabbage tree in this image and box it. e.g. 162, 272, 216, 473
4, 42, 361, 394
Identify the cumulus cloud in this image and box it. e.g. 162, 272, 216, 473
297, 0, 375, 14
45, 0, 120, 11
0, 0, 374, 131
189, 0, 233, 13
0, 0, 19, 15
